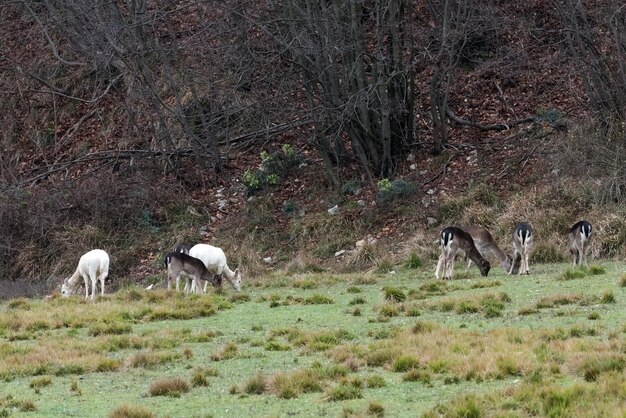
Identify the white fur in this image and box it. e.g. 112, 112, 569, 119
189, 244, 241, 292
61, 249, 110, 300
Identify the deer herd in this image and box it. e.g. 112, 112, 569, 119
60, 243, 241, 300
436, 220, 593, 280
59, 219, 594, 299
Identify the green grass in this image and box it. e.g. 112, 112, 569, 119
0, 262, 625, 416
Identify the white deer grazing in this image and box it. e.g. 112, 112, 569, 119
509, 223, 533, 275
61, 249, 110, 300
164, 251, 219, 294
435, 227, 491, 280
189, 244, 242, 292
569, 220, 592, 267
461, 226, 512, 273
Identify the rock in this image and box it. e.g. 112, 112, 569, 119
263, 256, 273, 264
427, 217, 438, 227
410, 164, 417, 170
328, 205, 339, 215
334, 249, 346, 257
357, 200, 366, 207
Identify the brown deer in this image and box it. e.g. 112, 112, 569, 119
164, 252, 219, 294
568, 220, 592, 266
435, 227, 491, 280
461, 226, 512, 273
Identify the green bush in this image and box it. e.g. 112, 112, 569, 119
242, 145, 304, 193
376, 179, 417, 203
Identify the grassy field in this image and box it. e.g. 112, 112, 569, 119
1, 261, 625, 417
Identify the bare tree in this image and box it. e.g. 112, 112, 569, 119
270, 0, 418, 183
557, 0, 626, 124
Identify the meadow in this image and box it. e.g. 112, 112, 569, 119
1, 261, 625, 417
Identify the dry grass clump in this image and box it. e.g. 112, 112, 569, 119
324, 380, 363, 401
287, 328, 354, 352
191, 367, 218, 387
245, 362, 348, 399
109, 404, 156, 418
127, 350, 180, 369
0, 335, 131, 380
210, 341, 239, 361
535, 293, 597, 309
423, 292, 510, 318
425, 370, 626, 418
29, 376, 52, 391
243, 373, 268, 394
148, 377, 190, 397
89, 321, 132, 336
0, 395, 37, 412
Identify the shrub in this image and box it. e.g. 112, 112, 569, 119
242, 145, 303, 193
376, 179, 417, 203
530, 244, 566, 263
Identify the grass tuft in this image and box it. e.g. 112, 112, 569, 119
368, 401, 385, 417
109, 404, 156, 418
243, 373, 267, 394
149, 377, 190, 397
383, 286, 406, 302
579, 356, 625, 381
304, 294, 334, 304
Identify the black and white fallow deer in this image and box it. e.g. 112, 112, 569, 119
509, 223, 533, 275
435, 226, 491, 280
568, 220, 592, 267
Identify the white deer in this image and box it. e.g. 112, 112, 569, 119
61, 249, 109, 300
461, 226, 512, 273
435, 227, 491, 280
509, 223, 533, 275
189, 244, 242, 292
569, 220, 592, 267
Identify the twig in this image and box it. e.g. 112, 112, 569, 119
422, 153, 456, 188
446, 106, 536, 131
